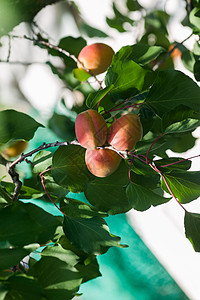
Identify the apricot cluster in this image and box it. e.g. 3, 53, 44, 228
75, 110, 143, 178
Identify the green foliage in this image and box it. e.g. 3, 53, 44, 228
1, 0, 200, 298
0, 110, 43, 146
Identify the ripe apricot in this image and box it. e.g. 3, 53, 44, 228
85, 148, 121, 177
2, 140, 28, 158
75, 109, 107, 149
77, 43, 114, 76
107, 114, 143, 151
168, 44, 182, 59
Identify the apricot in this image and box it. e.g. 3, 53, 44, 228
168, 44, 182, 60
77, 43, 115, 76
85, 148, 121, 177
75, 109, 107, 149
2, 140, 28, 158
107, 114, 143, 151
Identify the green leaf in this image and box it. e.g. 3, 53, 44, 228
0, 202, 61, 246
75, 256, 101, 283
155, 157, 192, 172
0, 244, 39, 270
105, 60, 148, 98
181, 50, 196, 72
146, 70, 200, 117
32, 150, 53, 174
161, 171, 200, 204
85, 162, 131, 215
86, 85, 114, 109
42, 175, 68, 199
194, 59, 200, 81
1, 274, 44, 300
193, 41, 200, 55
106, 3, 134, 32
73, 68, 91, 81
81, 23, 108, 38
126, 182, 170, 211
58, 36, 86, 57
48, 113, 75, 140
60, 197, 107, 219
0, 181, 44, 199
161, 104, 197, 130
165, 118, 200, 134
29, 256, 82, 299
41, 244, 79, 266
0, 185, 12, 207
184, 212, 200, 252
190, 7, 200, 30
126, 0, 142, 11
52, 145, 91, 192
0, 110, 43, 145
113, 44, 166, 65
63, 215, 126, 255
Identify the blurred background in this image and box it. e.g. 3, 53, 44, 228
1, 0, 200, 299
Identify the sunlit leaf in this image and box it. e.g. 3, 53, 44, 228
184, 212, 200, 252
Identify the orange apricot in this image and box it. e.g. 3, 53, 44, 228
168, 44, 182, 60
107, 114, 143, 151
75, 109, 107, 149
85, 148, 121, 178
2, 140, 28, 158
77, 43, 114, 76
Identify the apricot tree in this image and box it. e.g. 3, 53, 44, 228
1, 0, 200, 299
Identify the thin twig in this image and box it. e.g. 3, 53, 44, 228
8, 34, 102, 88
153, 32, 193, 71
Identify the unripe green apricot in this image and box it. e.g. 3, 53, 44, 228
77, 43, 114, 76
2, 140, 28, 158
85, 148, 121, 178
107, 114, 143, 151
75, 109, 107, 149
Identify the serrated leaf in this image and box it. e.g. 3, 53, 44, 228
126, 182, 169, 211
0, 110, 43, 145
85, 162, 131, 215
146, 70, 200, 117
29, 256, 82, 299
63, 215, 126, 255
184, 212, 200, 252
52, 145, 91, 193
0, 202, 61, 246
86, 85, 114, 109
161, 171, 200, 204
76, 256, 101, 283
60, 198, 107, 219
